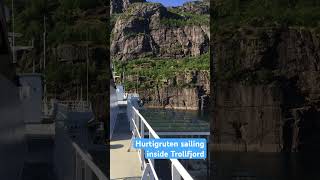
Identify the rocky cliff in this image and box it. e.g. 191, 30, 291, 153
111, 0, 210, 110
53, 44, 107, 63
175, 0, 209, 15
212, 26, 320, 152
111, 1, 209, 61
110, 0, 146, 14
131, 70, 210, 110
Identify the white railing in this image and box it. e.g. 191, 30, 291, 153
127, 98, 194, 180
127, 93, 139, 99
57, 100, 92, 112
55, 105, 108, 180
72, 142, 108, 180
55, 127, 108, 180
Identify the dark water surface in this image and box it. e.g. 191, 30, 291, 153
139, 108, 210, 132
211, 151, 320, 180
139, 108, 210, 180
139, 108, 320, 180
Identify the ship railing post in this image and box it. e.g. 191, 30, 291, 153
84, 163, 92, 180
131, 104, 133, 131
129, 103, 132, 130
141, 115, 145, 170
75, 152, 78, 180
131, 104, 134, 131
141, 116, 145, 138
75, 153, 81, 180
149, 131, 155, 167
136, 112, 140, 137
128, 103, 135, 152
134, 109, 136, 136
171, 164, 181, 180
71, 142, 76, 180
142, 162, 157, 180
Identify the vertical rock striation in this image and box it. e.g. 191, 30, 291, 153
111, 2, 209, 61
212, 26, 320, 152
111, 0, 210, 110
110, 0, 146, 14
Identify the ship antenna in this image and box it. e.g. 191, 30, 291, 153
43, 15, 47, 104
86, 29, 89, 103
11, 0, 15, 63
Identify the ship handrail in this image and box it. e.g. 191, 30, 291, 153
57, 100, 92, 112
128, 99, 194, 180
55, 104, 107, 180
72, 141, 108, 180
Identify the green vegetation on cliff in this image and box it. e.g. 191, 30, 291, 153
6, 0, 107, 46
161, 9, 209, 27
113, 53, 209, 90
111, 1, 210, 91
5, 0, 108, 100
213, 0, 320, 85
212, 0, 320, 30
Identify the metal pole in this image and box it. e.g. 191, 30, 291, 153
171, 164, 180, 180
81, 85, 83, 101
77, 84, 79, 101
11, 0, 15, 63
136, 75, 138, 94
86, 43, 89, 103
43, 15, 46, 70
43, 15, 47, 104
33, 57, 35, 73
32, 39, 35, 73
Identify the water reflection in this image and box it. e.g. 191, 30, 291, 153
211, 151, 320, 180
139, 109, 320, 180
139, 108, 210, 180
139, 108, 210, 132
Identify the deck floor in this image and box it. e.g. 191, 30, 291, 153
110, 107, 142, 180
23, 124, 56, 180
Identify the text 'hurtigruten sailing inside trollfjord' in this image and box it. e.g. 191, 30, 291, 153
133, 138, 207, 159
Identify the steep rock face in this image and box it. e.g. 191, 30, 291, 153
137, 70, 210, 110
215, 27, 320, 103
212, 26, 320, 152
175, 0, 209, 15
213, 83, 283, 152
111, 2, 209, 60
53, 44, 107, 62
110, 0, 146, 14
111, 1, 210, 110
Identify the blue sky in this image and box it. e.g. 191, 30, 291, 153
147, 0, 196, 7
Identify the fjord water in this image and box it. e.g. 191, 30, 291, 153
212, 151, 320, 180
139, 108, 320, 180
139, 108, 210, 180
139, 108, 210, 133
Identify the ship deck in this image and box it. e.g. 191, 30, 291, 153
23, 123, 56, 180
110, 106, 142, 180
